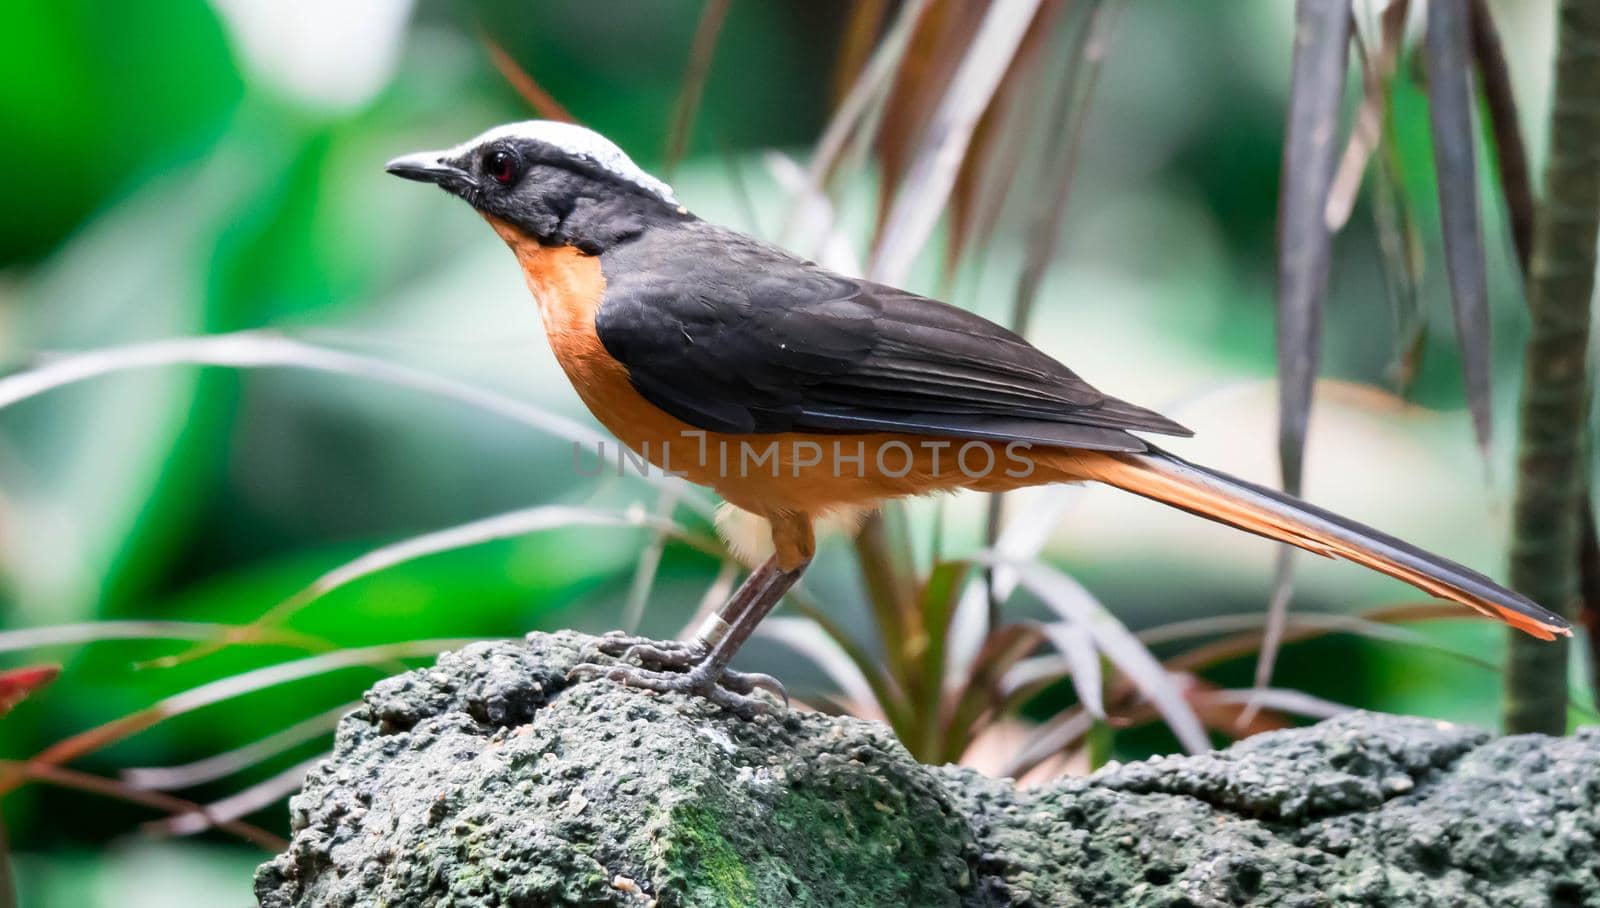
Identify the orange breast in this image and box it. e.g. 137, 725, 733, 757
484, 215, 1073, 516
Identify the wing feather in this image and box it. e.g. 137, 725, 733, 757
595, 223, 1191, 448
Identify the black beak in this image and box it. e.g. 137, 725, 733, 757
384, 151, 471, 186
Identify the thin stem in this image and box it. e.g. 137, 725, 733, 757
477, 32, 576, 122
665, 0, 731, 175
2, 761, 285, 852
0, 818, 14, 908
0, 639, 476, 797
853, 514, 915, 685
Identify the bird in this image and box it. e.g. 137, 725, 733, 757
387, 120, 1569, 715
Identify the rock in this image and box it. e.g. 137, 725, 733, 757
256, 633, 1600, 908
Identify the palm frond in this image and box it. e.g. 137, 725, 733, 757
2, 760, 284, 851
1467, 0, 1533, 274
870, 0, 1046, 284
1276, 0, 1353, 498
146, 756, 323, 839
1424, 0, 1494, 455
986, 556, 1209, 753
784, 0, 934, 245
123, 703, 350, 791
252, 504, 721, 644
0, 620, 323, 655
0, 638, 480, 798
755, 616, 885, 720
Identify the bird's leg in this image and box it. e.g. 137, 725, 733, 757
675, 559, 803, 699
587, 558, 777, 670
568, 558, 798, 713
576, 558, 804, 716
570, 512, 814, 716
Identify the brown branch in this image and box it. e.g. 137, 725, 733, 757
665, 0, 731, 174
479, 33, 576, 123
4, 761, 285, 852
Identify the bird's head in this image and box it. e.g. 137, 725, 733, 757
385, 121, 683, 252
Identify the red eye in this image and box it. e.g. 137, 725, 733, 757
483, 149, 518, 185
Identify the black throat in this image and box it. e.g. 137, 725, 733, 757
491, 169, 693, 255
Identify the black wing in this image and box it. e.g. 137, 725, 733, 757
594, 223, 1191, 452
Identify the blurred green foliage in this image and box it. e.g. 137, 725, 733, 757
0, 1, 1572, 904
0, 1, 243, 264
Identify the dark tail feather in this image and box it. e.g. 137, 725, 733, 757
1069, 446, 1570, 641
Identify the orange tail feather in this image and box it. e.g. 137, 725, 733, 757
1048, 447, 1569, 641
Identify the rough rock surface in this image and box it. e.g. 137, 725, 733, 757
256, 633, 1600, 908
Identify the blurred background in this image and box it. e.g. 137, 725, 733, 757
0, 0, 1579, 904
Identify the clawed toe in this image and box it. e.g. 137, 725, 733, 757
621, 641, 706, 670
565, 661, 615, 683
594, 632, 700, 659
567, 652, 781, 719
718, 669, 788, 706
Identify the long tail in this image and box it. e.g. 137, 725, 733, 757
1059, 446, 1571, 641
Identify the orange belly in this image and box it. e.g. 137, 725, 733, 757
486, 216, 1081, 516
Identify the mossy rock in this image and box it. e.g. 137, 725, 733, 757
256, 633, 1600, 907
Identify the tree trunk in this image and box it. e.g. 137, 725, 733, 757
1503, 0, 1600, 734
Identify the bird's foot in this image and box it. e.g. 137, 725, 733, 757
591, 631, 704, 671
569, 633, 787, 719
580, 663, 787, 719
